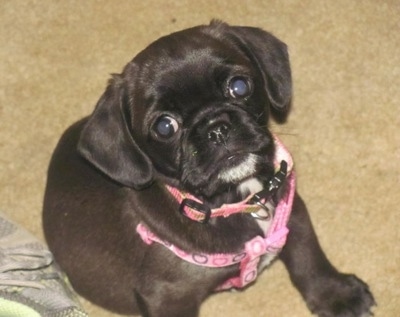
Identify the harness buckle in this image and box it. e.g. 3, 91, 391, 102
180, 198, 211, 224
248, 160, 288, 220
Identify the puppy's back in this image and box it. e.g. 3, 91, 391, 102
42, 119, 142, 314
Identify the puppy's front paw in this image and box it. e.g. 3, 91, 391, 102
306, 274, 376, 317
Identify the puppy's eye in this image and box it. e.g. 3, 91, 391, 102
153, 116, 179, 139
228, 77, 252, 98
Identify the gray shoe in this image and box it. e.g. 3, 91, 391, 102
0, 212, 88, 317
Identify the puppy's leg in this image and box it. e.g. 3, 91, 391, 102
133, 253, 224, 317
279, 193, 375, 317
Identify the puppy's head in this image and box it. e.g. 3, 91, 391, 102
78, 21, 292, 203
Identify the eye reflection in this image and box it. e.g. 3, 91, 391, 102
228, 77, 252, 98
154, 116, 179, 138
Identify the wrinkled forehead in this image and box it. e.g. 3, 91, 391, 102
133, 29, 252, 86
156, 52, 251, 89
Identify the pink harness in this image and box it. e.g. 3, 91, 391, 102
136, 136, 295, 290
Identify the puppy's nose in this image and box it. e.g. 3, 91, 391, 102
207, 122, 230, 145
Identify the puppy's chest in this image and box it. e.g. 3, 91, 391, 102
237, 178, 276, 270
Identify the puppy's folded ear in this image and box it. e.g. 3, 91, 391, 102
227, 24, 292, 122
78, 76, 153, 189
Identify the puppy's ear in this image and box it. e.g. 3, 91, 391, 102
78, 76, 153, 189
228, 25, 292, 122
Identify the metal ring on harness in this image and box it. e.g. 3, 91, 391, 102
250, 200, 273, 221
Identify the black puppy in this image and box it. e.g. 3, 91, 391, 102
43, 21, 375, 317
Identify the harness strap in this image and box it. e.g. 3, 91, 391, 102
136, 171, 295, 290
167, 186, 262, 223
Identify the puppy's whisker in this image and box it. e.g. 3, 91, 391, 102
270, 130, 299, 137
255, 112, 266, 121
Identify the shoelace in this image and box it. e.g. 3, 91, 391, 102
0, 247, 58, 289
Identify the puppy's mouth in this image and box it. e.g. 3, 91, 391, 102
217, 153, 260, 184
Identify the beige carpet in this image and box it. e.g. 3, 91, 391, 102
1, 1, 399, 316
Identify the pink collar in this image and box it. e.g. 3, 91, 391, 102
136, 135, 296, 290
167, 185, 269, 223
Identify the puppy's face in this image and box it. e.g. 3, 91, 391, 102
78, 21, 292, 203
132, 38, 275, 199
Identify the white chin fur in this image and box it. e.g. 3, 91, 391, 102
217, 154, 258, 183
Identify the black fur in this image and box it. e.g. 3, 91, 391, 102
43, 21, 375, 316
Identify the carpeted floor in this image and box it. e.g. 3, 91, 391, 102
1, 1, 399, 316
